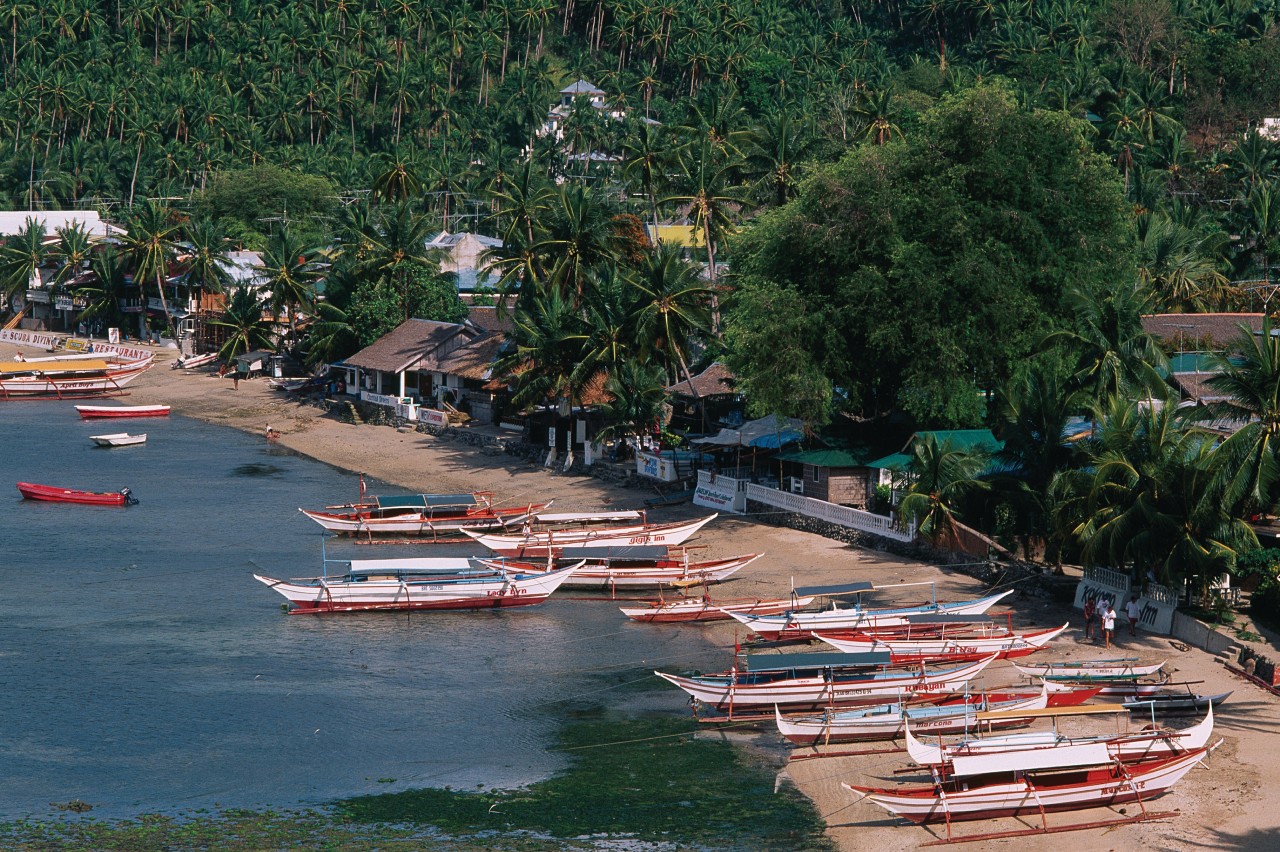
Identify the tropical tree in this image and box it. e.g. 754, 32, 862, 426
258, 224, 321, 349
50, 221, 93, 289
493, 287, 590, 413
595, 359, 669, 443
355, 201, 440, 322
897, 435, 991, 543
73, 242, 129, 332
0, 217, 48, 302
181, 217, 232, 297
212, 285, 275, 360
122, 199, 183, 338
631, 241, 712, 385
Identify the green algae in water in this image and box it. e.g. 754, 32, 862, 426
336, 714, 832, 850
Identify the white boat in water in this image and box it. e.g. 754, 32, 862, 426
253, 561, 582, 613
725, 588, 1016, 639
465, 514, 718, 555
90, 432, 147, 447
0, 355, 153, 399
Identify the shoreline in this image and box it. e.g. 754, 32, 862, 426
6, 340, 1280, 850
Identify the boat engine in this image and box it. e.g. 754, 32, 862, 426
120, 487, 139, 505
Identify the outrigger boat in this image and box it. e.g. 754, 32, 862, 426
774, 684, 1052, 745
654, 652, 998, 711
17, 481, 137, 505
90, 432, 147, 447
1124, 690, 1232, 713
0, 355, 153, 399
722, 582, 1016, 640
171, 352, 219, 370
815, 617, 1069, 662
843, 745, 1214, 826
621, 591, 815, 623
76, 404, 171, 418
905, 704, 1216, 768
253, 554, 582, 613
1015, 658, 1165, 678
465, 514, 718, 556
487, 546, 759, 590
299, 491, 552, 538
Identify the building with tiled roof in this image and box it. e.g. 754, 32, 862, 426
1141, 313, 1265, 350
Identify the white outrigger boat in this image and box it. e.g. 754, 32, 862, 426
1015, 658, 1165, 678
0, 354, 153, 399
486, 545, 758, 590
815, 618, 1069, 662
905, 703, 1216, 768
90, 432, 147, 447
299, 491, 552, 538
723, 582, 1016, 640
774, 684, 1051, 745
655, 652, 998, 711
464, 514, 718, 556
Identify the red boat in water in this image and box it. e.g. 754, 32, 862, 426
16, 481, 137, 505
75, 404, 171, 419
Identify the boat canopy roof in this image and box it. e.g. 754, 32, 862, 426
374, 493, 482, 510
346, 557, 485, 575
568, 545, 671, 559
742, 651, 892, 671
903, 614, 994, 624
1, 358, 113, 373
793, 581, 875, 596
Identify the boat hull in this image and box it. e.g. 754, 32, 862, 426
90, 433, 147, 447
621, 594, 816, 623
845, 748, 1210, 824
0, 360, 152, 398
493, 553, 759, 589
776, 690, 1048, 745
465, 514, 718, 555
726, 590, 1016, 640
253, 564, 579, 614
17, 481, 133, 505
815, 624, 1068, 662
76, 404, 171, 419
299, 504, 547, 536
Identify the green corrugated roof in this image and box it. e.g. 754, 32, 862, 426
867, 451, 911, 471
775, 448, 874, 468
915, 429, 1003, 453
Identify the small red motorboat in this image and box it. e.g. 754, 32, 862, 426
74, 404, 171, 419
16, 482, 138, 506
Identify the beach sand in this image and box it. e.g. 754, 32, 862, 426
8, 340, 1279, 849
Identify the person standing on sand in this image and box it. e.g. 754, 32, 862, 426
1126, 593, 1141, 636
1082, 596, 1096, 640
1101, 600, 1116, 649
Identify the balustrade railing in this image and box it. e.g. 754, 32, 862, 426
744, 483, 915, 542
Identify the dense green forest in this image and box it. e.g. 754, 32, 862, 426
4, 1, 1280, 592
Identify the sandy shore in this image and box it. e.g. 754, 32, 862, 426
8, 340, 1280, 849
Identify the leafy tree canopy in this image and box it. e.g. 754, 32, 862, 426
727, 83, 1133, 428
196, 164, 337, 250
346, 262, 467, 346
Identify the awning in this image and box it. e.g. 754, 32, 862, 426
692, 414, 805, 448
742, 651, 892, 672
792, 581, 874, 596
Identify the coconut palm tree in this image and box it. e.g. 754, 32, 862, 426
595, 359, 669, 443
631, 241, 712, 386
355, 201, 440, 322
0, 216, 48, 303
122, 199, 182, 339
258, 224, 321, 350
897, 434, 991, 543
74, 242, 129, 332
212, 284, 274, 360
493, 286, 590, 413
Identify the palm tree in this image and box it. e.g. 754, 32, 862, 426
493, 287, 590, 413
370, 150, 422, 203
302, 300, 360, 367
259, 224, 320, 349
355, 201, 439, 323
620, 118, 667, 237
181, 217, 232, 300
531, 183, 616, 304
631, 241, 712, 386
1136, 212, 1234, 312
595, 359, 669, 443
123, 199, 182, 339
74, 242, 129, 332
1203, 318, 1280, 517
0, 216, 48, 303
211, 285, 274, 360
897, 434, 991, 543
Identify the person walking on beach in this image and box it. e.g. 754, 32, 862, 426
1126, 593, 1141, 636
1101, 600, 1116, 649
1082, 596, 1097, 640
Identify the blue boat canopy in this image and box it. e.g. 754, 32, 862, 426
742, 651, 891, 671
566, 546, 673, 560
375, 493, 482, 510
793, 581, 875, 596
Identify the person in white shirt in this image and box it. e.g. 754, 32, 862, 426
1101, 600, 1116, 649
1125, 594, 1141, 637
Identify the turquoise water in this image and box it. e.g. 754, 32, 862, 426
0, 404, 725, 819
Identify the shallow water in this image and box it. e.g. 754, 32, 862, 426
0, 404, 725, 819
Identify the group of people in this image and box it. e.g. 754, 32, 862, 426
1083, 593, 1142, 649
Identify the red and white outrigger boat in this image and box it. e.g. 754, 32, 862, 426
487, 545, 758, 590
842, 745, 1215, 827
774, 684, 1052, 745
464, 514, 718, 556
75, 404, 171, 418
905, 703, 1216, 768
722, 582, 1016, 640
815, 618, 1069, 662
299, 491, 552, 538
0, 355, 153, 399
253, 560, 582, 613
655, 652, 998, 711
621, 591, 814, 623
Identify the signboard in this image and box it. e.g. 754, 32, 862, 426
693, 472, 745, 514
87, 341, 151, 361
636, 451, 678, 482
64, 339, 88, 352
0, 328, 61, 349
419, 408, 447, 427
107, 328, 121, 344
361, 390, 410, 407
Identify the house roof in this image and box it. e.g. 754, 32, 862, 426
666, 362, 736, 398
426, 231, 504, 250
867, 430, 1003, 471
647, 223, 706, 249
466, 305, 515, 334
0, 210, 118, 240
561, 79, 605, 95
1141, 313, 1265, 349
1171, 372, 1231, 403
776, 448, 874, 468
435, 333, 505, 381
345, 319, 468, 373
867, 452, 912, 472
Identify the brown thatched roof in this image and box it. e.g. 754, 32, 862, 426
665, 362, 736, 398
344, 319, 471, 373
1142, 313, 1265, 350
436, 333, 505, 381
